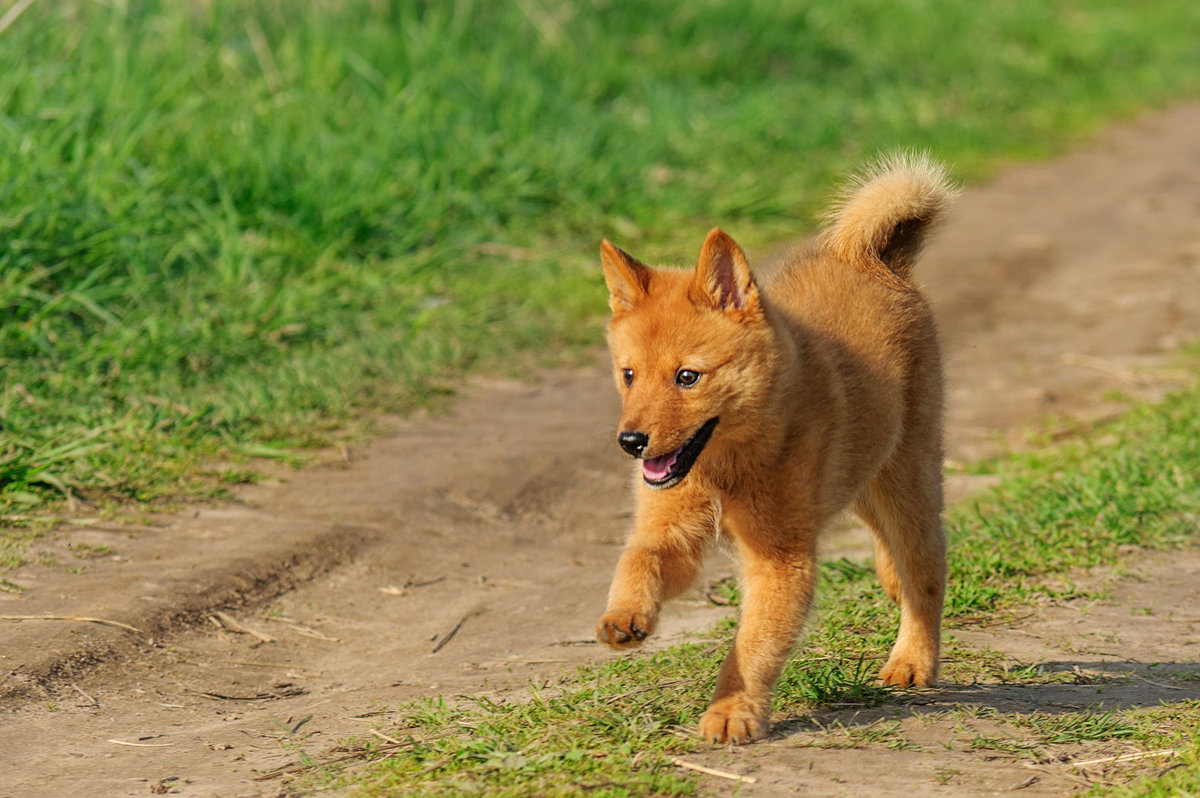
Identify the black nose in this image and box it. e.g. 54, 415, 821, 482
617, 430, 649, 457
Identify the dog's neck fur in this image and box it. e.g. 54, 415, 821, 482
700, 289, 846, 515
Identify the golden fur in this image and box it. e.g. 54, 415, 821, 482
595, 153, 957, 744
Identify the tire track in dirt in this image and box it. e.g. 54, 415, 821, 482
2, 101, 1199, 796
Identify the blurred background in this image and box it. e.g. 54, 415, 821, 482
2, 0, 1198, 517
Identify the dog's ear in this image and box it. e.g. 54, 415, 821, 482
692, 229, 759, 313
601, 240, 651, 313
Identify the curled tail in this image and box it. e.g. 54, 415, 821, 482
821, 152, 957, 279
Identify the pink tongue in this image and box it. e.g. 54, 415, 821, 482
642, 448, 681, 482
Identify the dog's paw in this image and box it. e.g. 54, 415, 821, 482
596, 608, 654, 649
697, 696, 768, 744
878, 654, 937, 688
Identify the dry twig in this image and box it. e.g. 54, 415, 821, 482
285, 624, 340, 642
405, 575, 446, 590
671, 758, 758, 784
193, 684, 306, 702
213, 611, 275, 644
370, 729, 401, 745
1, 614, 144, 635
70, 683, 99, 708
1071, 748, 1180, 767
432, 608, 483, 654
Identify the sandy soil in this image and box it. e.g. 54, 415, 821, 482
2, 100, 1200, 797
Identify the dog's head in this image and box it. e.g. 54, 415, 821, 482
601, 229, 775, 489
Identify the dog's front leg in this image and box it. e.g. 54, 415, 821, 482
596, 488, 717, 649
699, 543, 816, 744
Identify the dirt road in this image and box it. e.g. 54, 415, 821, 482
2, 100, 1199, 797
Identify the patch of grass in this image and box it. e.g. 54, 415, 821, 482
4, 0, 1200, 529
940, 644, 1083, 687
944, 379, 1200, 619
964, 732, 1039, 756
68, 542, 113, 560
1013, 708, 1141, 745
329, 653, 717, 796
1092, 723, 1200, 797
783, 717, 917, 750
925, 702, 1197, 783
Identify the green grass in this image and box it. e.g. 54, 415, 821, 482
3, 0, 1200, 522
1091, 707, 1200, 797
945, 387, 1200, 618
948, 702, 1200, 795
290, 375, 1200, 795
930, 702, 1197, 771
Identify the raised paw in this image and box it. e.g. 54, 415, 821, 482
697, 696, 768, 744
596, 608, 655, 649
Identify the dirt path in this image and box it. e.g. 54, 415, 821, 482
2, 100, 1200, 797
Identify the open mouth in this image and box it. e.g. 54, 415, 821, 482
641, 417, 719, 489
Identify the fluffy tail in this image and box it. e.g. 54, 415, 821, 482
821, 152, 957, 279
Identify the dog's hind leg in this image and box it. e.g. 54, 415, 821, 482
854, 459, 946, 688
856, 498, 902, 606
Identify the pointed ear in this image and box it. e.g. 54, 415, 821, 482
692, 229, 758, 312
601, 240, 651, 313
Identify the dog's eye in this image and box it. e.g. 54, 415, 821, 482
675, 369, 701, 387
622, 368, 635, 387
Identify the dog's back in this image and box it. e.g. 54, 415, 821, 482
763, 154, 956, 508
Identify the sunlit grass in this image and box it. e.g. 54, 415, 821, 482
4, 0, 1200, 522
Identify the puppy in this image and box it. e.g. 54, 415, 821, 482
595, 154, 955, 743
